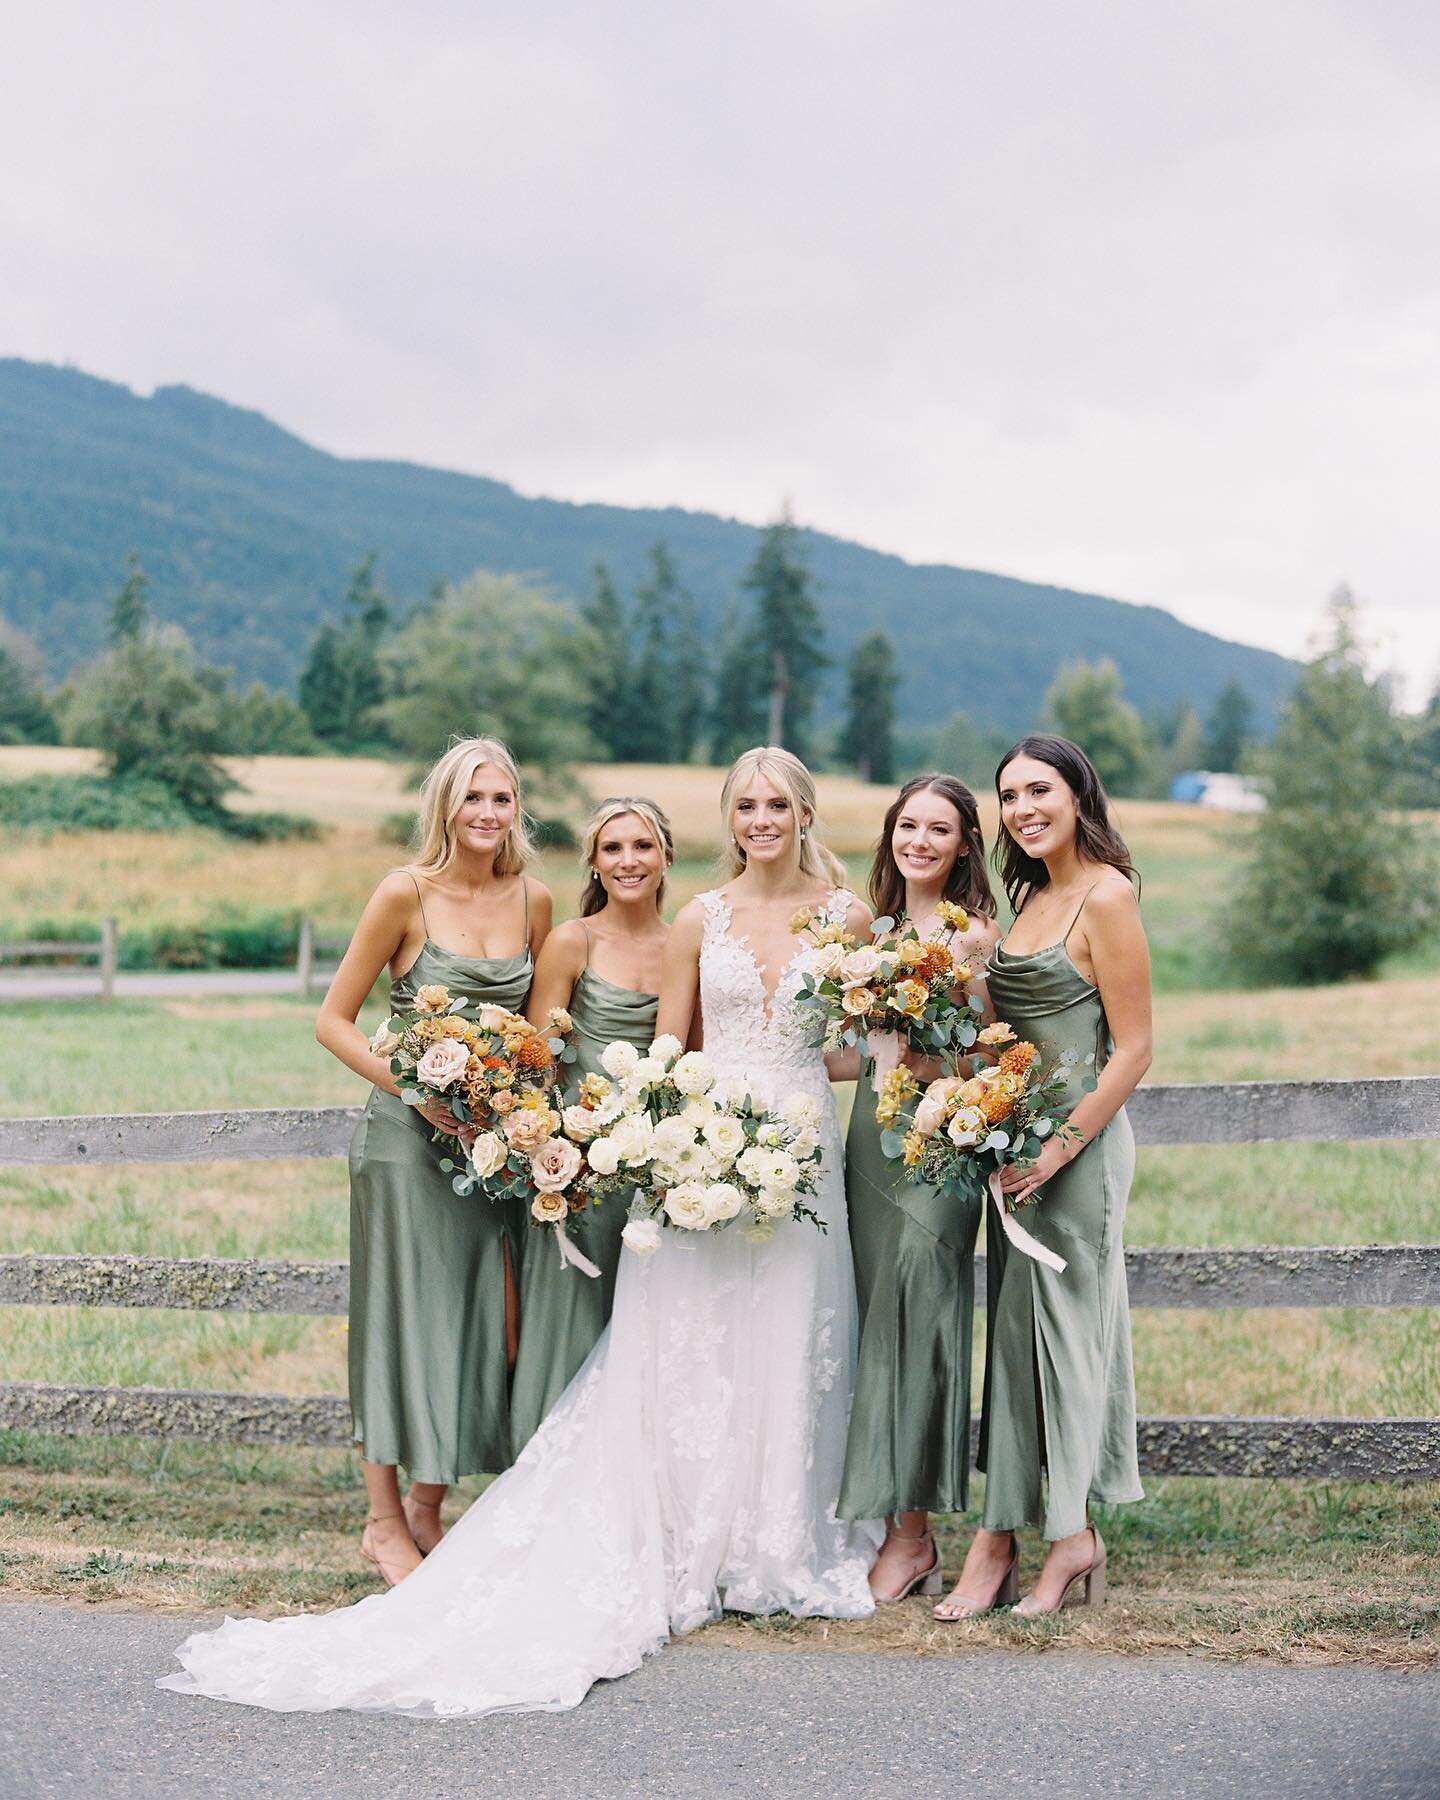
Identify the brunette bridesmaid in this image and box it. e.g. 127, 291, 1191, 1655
836, 775, 1000, 1601
508, 796, 674, 1449
940, 734, 1149, 1620
316, 735, 552, 1586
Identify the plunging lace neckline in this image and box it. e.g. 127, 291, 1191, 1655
709, 886, 848, 1021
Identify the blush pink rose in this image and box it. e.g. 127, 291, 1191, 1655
530, 1137, 583, 1193
504, 1107, 557, 1155
414, 1039, 470, 1090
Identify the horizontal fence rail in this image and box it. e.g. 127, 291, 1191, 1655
3, 1246, 1438, 1314
0, 1383, 1434, 1480
0, 1081, 1434, 1482
4, 1076, 1440, 1169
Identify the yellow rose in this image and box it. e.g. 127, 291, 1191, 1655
842, 984, 877, 1015
891, 978, 928, 1018
896, 939, 925, 968
937, 900, 970, 931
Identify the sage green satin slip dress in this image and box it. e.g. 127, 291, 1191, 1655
977, 896, 1143, 1539
838, 1079, 982, 1520
346, 878, 533, 1482
509, 948, 658, 1450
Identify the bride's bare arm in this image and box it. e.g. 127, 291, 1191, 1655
655, 900, 705, 1049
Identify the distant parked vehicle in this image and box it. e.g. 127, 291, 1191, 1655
1170, 770, 1266, 812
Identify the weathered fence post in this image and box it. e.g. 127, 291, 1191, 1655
296, 918, 315, 996
99, 919, 117, 1003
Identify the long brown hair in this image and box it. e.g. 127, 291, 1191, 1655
867, 773, 996, 925
993, 734, 1137, 915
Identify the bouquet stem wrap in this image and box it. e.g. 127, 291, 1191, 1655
989, 1168, 1067, 1274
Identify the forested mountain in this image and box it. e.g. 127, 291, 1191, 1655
0, 358, 1296, 729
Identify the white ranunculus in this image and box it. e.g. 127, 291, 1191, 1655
467, 1131, 507, 1179
735, 1145, 772, 1186
670, 1051, 717, 1097
608, 1113, 656, 1167
753, 1186, 793, 1217
585, 1136, 622, 1176
779, 1092, 823, 1130
600, 1040, 641, 1079
663, 1181, 712, 1230
702, 1182, 745, 1222
680, 1097, 720, 1128
649, 1033, 684, 1065
702, 1113, 747, 1162
787, 1127, 820, 1161
652, 1116, 699, 1157
622, 1216, 663, 1256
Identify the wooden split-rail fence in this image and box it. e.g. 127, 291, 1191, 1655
1, 1077, 1437, 1481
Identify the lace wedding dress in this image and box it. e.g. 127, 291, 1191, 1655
160, 887, 881, 1718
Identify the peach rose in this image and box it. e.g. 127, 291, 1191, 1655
530, 1190, 569, 1224
504, 1108, 556, 1154
412, 983, 452, 1015
467, 1131, 508, 1179
839, 946, 885, 987
842, 984, 877, 1016
414, 1039, 471, 1090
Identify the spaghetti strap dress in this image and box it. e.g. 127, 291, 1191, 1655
346, 878, 533, 1482
837, 1072, 981, 1519
977, 896, 1143, 1539
509, 952, 658, 1450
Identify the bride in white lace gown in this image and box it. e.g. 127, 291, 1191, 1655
160, 747, 882, 1718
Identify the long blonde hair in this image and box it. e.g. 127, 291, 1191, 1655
580, 795, 675, 917
409, 736, 539, 878
718, 746, 846, 886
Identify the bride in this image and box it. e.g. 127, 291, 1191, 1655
160, 746, 882, 1718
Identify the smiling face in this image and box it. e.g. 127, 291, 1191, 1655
452, 760, 517, 859
591, 810, 665, 909
891, 785, 964, 891
730, 773, 806, 867
998, 754, 1080, 862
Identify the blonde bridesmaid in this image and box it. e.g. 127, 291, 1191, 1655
316, 736, 552, 1586
509, 796, 673, 1448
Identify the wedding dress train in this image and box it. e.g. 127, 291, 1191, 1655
160, 887, 881, 1718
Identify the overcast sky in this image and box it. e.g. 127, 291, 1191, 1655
3, 0, 1437, 699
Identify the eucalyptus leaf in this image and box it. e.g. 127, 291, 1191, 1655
1034, 1117, 1053, 1138
983, 1129, 1010, 1152
400, 1089, 426, 1107
871, 915, 895, 934
879, 1128, 908, 1157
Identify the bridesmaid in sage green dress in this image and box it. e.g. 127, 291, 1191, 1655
509, 796, 673, 1449
316, 735, 552, 1588
836, 774, 1000, 1604
939, 733, 1150, 1622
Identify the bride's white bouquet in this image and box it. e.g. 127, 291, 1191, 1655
567, 1034, 827, 1254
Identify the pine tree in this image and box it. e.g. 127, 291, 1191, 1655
626, 543, 680, 762
1204, 678, 1254, 772
742, 513, 827, 756
666, 584, 708, 765
1231, 588, 1439, 982
0, 622, 57, 745
838, 631, 898, 783
297, 555, 392, 750
709, 602, 768, 764
109, 552, 150, 644
298, 621, 349, 742
580, 561, 630, 760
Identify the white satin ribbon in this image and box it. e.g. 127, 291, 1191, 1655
989, 1169, 1067, 1274
868, 1029, 904, 1095
554, 1222, 601, 1278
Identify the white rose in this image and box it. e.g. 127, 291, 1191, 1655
779, 1092, 823, 1130
414, 1039, 471, 1090
477, 1003, 512, 1031
680, 1097, 719, 1128
530, 1190, 569, 1224
622, 1216, 663, 1256
670, 1051, 717, 1097
787, 1127, 820, 1161
811, 941, 849, 981
839, 946, 885, 987
649, 1033, 684, 1065
702, 1113, 747, 1162
600, 1040, 641, 1079
585, 1136, 621, 1176
368, 1022, 402, 1058
663, 1181, 713, 1230
735, 1145, 771, 1186
652, 1116, 700, 1157
608, 1113, 656, 1167
467, 1131, 507, 1179
702, 1182, 744, 1222
562, 1103, 602, 1142
753, 1186, 793, 1217
947, 1106, 985, 1148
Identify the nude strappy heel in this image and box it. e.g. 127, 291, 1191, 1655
1013, 1525, 1107, 1617
870, 1526, 945, 1604
933, 1545, 1020, 1622
360, 1512, 421, 1588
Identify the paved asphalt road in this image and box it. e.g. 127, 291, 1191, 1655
1, 1601, 1436, 1799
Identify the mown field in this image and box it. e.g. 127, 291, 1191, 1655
1, 750, 1436, 1666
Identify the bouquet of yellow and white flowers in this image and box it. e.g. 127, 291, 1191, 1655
875, 1023, 1092, 1271
370, 982, 574, 1178
791, 899, 982, 1076
556, 1034, 827, 1255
